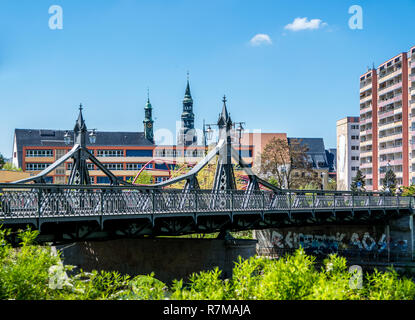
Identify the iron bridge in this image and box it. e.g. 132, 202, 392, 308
1, 100, 413, 244
0, 184, 413, 244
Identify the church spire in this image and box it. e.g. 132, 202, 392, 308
183, 72, 193, 103
178, 73, 197, 146
143, 90, 154, 144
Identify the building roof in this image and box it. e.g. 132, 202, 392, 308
14, 129, 153, 167
288, 137, 329, 170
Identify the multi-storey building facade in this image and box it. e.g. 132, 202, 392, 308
359, 45, 415, 190
336, 116, 360, 190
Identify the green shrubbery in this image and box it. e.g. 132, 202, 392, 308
1, 227, 415, 300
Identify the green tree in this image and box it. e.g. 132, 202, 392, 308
1, 163, 22, 172
382, 168, 397, 195
127, 170, 153, 185
402, 185, 415, 196
351, 169, 366, 192
259, 137, 320, 189
326, 177, 337, 191
0, 153, 5, 169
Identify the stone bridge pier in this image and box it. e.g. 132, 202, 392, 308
254, 214, 415, 270
56, 237, 257, 284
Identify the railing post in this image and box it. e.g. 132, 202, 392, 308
100, 191, 104, 214
37, 188, 42, 230
333, 193, 336, 209
100, 190, 104, 230
152, 191, 155, 214
352, 193, 354, 209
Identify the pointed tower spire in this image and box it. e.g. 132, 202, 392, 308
143, 90, 154, 144
218, 95, 232, 128
74, 103, 87, 133
184, 71, 192, 100
178, 72, 197, 146
74, 103, 88, 146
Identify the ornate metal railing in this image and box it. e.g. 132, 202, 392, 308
0, 184, 413, 221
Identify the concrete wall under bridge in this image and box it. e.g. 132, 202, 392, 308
56, 237, 257, 284
254, 214, 415, 267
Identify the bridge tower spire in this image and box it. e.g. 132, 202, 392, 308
213, 95, 237, 191
68, 103, 91, 185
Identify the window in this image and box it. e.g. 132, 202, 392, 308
238, 150, 253, 157
351, 145, 359, 150
26, 163, 51, 171
155, 163, 169, 170
126, 150, 153, 157
103, 163, 124, 170
97, 176, 111, 184
126, 163, 143, 171
67, 163, 93, 170
43, 176, 53, 184
155, 177, 169, 183
26, 149, 53, 157
97, 150, 124, 157
55, 168, 65, 175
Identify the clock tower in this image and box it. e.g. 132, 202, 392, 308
177, 74, 197, 146
143, 94, 154, 144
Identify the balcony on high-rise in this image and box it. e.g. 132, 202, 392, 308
378, 59, 402, 79
378, 75, 402, 94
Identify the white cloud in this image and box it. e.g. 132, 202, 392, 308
284, 17, 328, 31
249, 34, 272, 46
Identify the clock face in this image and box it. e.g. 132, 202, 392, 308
147, 122, 152, 128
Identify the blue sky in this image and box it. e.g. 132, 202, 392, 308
0, 0, 414, 157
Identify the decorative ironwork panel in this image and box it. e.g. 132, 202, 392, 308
0, 191, 38, 218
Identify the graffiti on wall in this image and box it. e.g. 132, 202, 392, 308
268, 231, 408, 256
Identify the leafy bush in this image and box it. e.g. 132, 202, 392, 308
2, 227, 415, 300
0, 228, 61, 300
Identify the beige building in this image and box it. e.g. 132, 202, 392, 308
337, 117, 360, 190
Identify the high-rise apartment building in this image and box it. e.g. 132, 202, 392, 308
359, 45, 415, 190
336, 117, 360, 190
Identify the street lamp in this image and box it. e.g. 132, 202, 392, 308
206, 125, 213, 141
235, 122, 245, 160
64, 131, 71, 146
203, 121, 215, 155
89, 129, 97, 144
63, 129, 98, 146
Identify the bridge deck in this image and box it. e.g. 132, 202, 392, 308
0, 184, 413, 243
